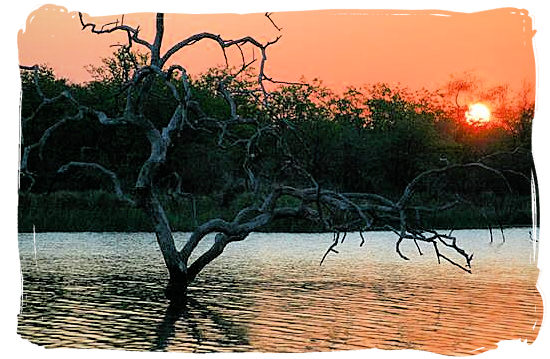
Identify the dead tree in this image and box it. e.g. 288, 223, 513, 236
20, 12, 512, 299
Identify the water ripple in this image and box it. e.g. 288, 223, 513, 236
18, 229, 542, 355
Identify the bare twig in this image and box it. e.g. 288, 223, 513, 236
265, 12, 282, 31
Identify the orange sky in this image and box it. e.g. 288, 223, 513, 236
18, 5, 535, 94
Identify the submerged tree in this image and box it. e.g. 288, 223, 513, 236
20, 12, 523, 299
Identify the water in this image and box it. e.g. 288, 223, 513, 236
17, 229, 542, 355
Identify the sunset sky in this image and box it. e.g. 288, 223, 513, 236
18, 5, 535, 95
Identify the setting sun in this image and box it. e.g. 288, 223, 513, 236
465, 103, 491, 125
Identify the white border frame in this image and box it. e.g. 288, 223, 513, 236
2, 1, 548, 358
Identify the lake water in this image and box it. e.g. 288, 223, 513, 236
17, 229, 542, 355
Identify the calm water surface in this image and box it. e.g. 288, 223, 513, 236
17, 229, 542, 355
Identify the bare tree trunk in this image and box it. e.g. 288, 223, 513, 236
136, 188, 188, 298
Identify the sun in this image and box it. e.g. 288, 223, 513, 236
465, 103, 491, 126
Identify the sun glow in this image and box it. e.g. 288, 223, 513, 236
465, 103, 491, 126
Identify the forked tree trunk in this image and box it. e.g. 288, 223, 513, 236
136, 187, 189, 298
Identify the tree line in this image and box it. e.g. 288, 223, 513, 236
20, 50, 534, 200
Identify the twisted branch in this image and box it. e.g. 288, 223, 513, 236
57, 161, 135, 205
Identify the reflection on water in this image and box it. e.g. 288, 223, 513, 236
17, 229, 542, 355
